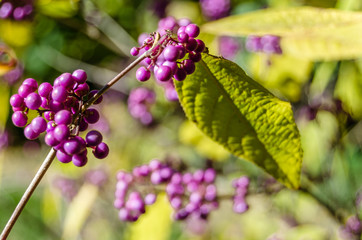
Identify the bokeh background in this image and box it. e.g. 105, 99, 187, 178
0, 0, 361, 239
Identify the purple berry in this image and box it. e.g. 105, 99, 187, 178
186, 38, 198, 51
56, 150, 72, 163
58, 73, 75, 90
72, 150, 88, 167
18, 84, 34, 98
177, 32, 189, 43
130, 47, 139, 56
24, 125, 39, 140
24, 92, 42, 110
54, 110, 72, 125
63, 138, 84, 155
22, 78, 38, 90
53, 124, 70, 142
155, 66, 172, 82
185, 24, 200, 38
195, 39, 205, 53
72, 69, 87, 84
10, 94, 24, 108
174, 68, 187, 81
12, 111, 28, 127
84, 108, 100, 124
52, 86, 68, 103
162, 61, 178, 74
136, 67, 151, 82
92, 142, 109, 159
182, 59, 195, 74
38, 82, 53, 97
44, 131, 59, 147
189, 52, 201, 62
163, 45, 180, 61
74, 83, 89, 97
85, 130, 103, 147
31, 117, 47, 134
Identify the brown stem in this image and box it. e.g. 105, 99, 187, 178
0, 148, 57, 240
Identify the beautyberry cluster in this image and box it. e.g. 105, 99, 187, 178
0, 0, 34, 20
340, 215, 362, 240
10, 69, 109, 167
245, 35, 282, 54
232, 176, 249, 213
131, 17, 205, 83
127, 87, 156, 125
200, 0, 230, 20
114, 159, 249, 222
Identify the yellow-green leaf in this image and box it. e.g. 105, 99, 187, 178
335, 61, 362, 119
201, 7, 362, 60
175, 53, 303, 189
37, 0, 79, 18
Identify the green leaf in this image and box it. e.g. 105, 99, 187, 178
174, 53, 303, 189
201, 7, 362, 60
37, 0, 79, 18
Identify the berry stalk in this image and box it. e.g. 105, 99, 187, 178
0, 35, 164, 239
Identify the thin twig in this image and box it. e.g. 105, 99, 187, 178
0, 148, 57, 240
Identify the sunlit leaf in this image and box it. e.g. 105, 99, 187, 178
179, 120, 230, 161
201, 7, 362, 60
175, 53, 303, 189
128, 193, 172, 240
249, 54, 312, 102
61, 183, 98, 239
335, 61, 362, 119
0, 21, 32, 47
0, 84, 10, 127
37, 0, 79, 18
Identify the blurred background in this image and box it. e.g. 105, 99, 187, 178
0, 0, 361, 239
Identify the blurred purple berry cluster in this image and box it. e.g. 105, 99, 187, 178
131, 17, 205, 85
200, 0, 230, 20
0, 0, 34, 21
245, 35, 282, 54
114, 159, 249, 222
340, 215, 362, 240
128, 87, 156, 125
10, 69, 109, 167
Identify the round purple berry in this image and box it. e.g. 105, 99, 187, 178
85, 130, 103, 147
54, 110, 72, 125
163, 45, 180, 61
31, 117, 47, 134
155, 65, 172, 82
38, 82, 53, 97
10, 94, 24, 108
136, 67, 151, 82
185, 24, 200, 38
12, 111, 28, 127
72, 69, 87, 84
92, 142, 109, 159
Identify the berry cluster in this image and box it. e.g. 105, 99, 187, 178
10, 69, 109, 167
219, 36, 241, 60
232, 176, 249, 213
128, 87, 156, 125
114, 159, 249, 222
131, 17, 205, 83
340, 215, 362, 240
200, 0, 230, 20
0, 0, 34, 20
245, 35, 282, 54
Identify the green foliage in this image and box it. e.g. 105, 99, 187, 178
174, 53, 303, 189
202, 7, 362, 60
